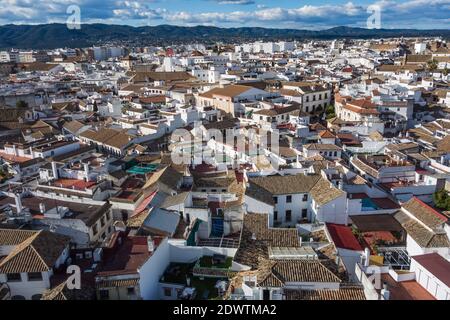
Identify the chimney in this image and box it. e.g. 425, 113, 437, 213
84, 162, 90, 180
51, 161, 59, 180
14, 193, 23, 214
186, 276, 191, 287
364, 247, 371, 267
381, 282, 390, 300
39, 203, 46, 214
12, 144, 18, 156
147, 236, 155, 253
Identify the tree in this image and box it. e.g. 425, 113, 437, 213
325, 104, 336, 119
16, 100, 28, 108
351, 225, 363, 241
433, 188, 450, 211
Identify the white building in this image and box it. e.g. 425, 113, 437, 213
245, 173, 347, 226
410, 253, 450, 300
414, 43, 427, 54
395, 197, 450, 260
0, 51, 10, 62
0, 229, 70, 300
282, 82, 331, 113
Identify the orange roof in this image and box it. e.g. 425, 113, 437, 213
319, 130, 336, 139
347, 98, 376, 109
201, 85, 254, 99
326, 223, 363, 251
53, 179, 96, 190
0, 152, 32, 163
139, 96, 166, 104
381, 273, 435, 300
343, 98, 379, 115
334, 92, 351, 104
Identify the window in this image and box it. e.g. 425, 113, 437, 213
28, 272, 43, 281
273, 196, 278, 204
106, 211, 111, 220
164, 288, 172, 297
303, 194, 308, 202
127, 287, 136, 295
286, 195, 292, 203
6, 273, 21, 282
100, 217, 105, 227
92, 225, 98, 235
334, 151, 338, 157
286, 210, 292, 222
302, 209, 308, 218
99, 289, 109, 300
274, 211, 278, 221
325, 93, 328, 99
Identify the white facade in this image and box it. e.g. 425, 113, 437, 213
414, 43, 427, 54
191, 68, 221, 83
0, 51, 10, 62
0, 246, 69, 300
410, 256, 450, 300
139, 238, 171, 300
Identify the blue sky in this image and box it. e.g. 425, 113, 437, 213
0, 0, 449, 29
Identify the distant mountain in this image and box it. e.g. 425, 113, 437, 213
0, 23, 449, 50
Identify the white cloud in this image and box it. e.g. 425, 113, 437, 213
217, 0, 255, 4
166, 2, 367, 24
0, 0, 449, 29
